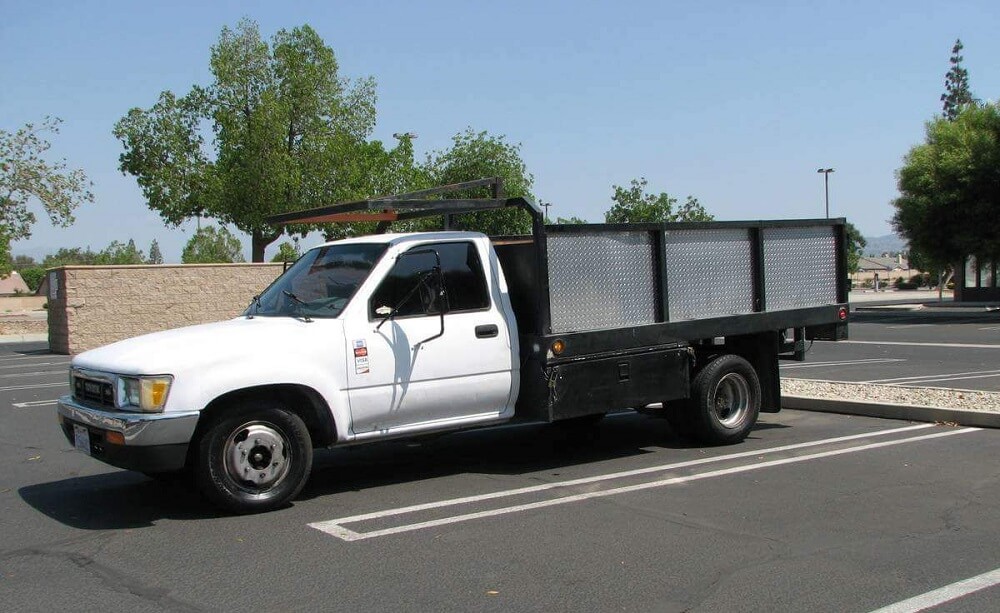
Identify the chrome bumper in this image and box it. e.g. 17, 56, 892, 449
57, 395, 200, 447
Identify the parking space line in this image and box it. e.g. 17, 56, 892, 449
840, 341, 1000, 349
863, 369, 1000, 386
309, 424, 956, 542
869, 566, 1000, 613
0, 354, 64, 362
782, 358, 905, 370
0, 361, 69, 370
11, 399, 59, 408
0, 370, 68, 379
0, 382, 67, 392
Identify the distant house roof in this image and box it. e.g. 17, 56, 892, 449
858, 256, 909, 272
0, 271, 30, 295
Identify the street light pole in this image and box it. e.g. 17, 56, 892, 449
817, 168, 834, 218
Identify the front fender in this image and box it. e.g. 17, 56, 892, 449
170, 357, 352, 443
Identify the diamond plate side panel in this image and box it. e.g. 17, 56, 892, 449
663, 229, 754, 321
763, 226, 838, 310
547, 232, 657, 333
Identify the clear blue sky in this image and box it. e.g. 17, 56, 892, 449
2, 0, 998, 262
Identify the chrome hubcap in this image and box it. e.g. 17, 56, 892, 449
713, 373, 750, 428
224, 422, 291, 491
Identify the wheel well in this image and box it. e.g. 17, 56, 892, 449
189, 385, 337, 462
691, 332, 780, 412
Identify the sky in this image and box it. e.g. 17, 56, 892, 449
2, 0, 998, 263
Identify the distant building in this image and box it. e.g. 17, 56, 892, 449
852, 254, 914, 288
0, 271, 31, 295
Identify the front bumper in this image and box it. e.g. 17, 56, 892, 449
57, 395, 200, 473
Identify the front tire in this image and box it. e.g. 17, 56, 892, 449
686, 354, 761, 445
195, 404, 313, 514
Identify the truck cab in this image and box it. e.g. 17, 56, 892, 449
59, 231, 520, 513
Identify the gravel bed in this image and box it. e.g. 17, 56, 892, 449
781, 378, 1000, 414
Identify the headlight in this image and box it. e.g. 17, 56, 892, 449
118, 376, 172, 412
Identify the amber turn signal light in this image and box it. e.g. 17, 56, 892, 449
551, 339, 566, 355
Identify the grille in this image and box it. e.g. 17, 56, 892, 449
74, 376, 115, 408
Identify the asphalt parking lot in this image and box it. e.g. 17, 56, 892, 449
2, 317, 999, 612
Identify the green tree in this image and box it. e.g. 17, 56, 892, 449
604, 178, 713, 223
555, 216, 588, 224
182, 226, 245, 263
42, 247, 101, 268
97, 239, 145, 265
891, 103, 1000, 266
148, 239, 163, 264
420, 128, 535, 235
114, 19, 388, 261
19, 267, 45, 292
12, 254, 35, 269
844, 222, 867, 274
941, 39, 975, 121
271, 240, 300, 262
0, 117, 93, 274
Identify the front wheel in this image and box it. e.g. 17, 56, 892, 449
686, 354, 761, 445
195, 404, 313, 514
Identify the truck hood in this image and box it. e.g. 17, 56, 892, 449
72, 317, 343, 376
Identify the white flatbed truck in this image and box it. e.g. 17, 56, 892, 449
58, 178, 849, 513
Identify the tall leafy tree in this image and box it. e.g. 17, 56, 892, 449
115, 19, 388, 261
844, 222, 866, 274
148, 239, 163, 264
181, 226, 245, 263
892, 103, 1000, 266
0, 117, 93, 274
604, 178, 713, 223
420, 129, 535, 235
941, 39, 975, 121
271, 240, 300, 262
97, 239, 145, 265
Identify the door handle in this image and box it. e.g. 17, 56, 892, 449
475, 324, 499, 338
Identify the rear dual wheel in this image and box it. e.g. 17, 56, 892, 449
667, 354, 761, 445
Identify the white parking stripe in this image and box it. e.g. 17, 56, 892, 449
893, 373, 1000, 387
0, 361, 69, 370
869, 566, 1000, 613
0, 382, 66, 392
0, 370, 66, 379
782, 359, 905, 370
0, 354, 62, 362
863, 369, 1000, 384
309, 424, 950, 541
840, 340, 1000, 349
12, 399, 59, 408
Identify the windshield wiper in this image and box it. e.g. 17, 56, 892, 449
282, 290, 313, 322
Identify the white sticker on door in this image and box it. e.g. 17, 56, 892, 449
353, 339, 369, 374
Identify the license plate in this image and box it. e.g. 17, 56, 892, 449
73, 424, 91, 455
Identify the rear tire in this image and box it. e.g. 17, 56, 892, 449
195, 403, 313, 514
685, 354, 761, 445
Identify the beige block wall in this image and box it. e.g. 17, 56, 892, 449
47, 264, 284, 354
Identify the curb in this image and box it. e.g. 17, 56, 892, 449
783, 395, 1000, 429
0, 333, 48, 345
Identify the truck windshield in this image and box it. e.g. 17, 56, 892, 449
249, 243, 389, 319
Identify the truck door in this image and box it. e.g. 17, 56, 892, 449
343, 240, 516, 434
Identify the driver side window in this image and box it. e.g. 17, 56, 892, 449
369, 242, 489, 319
